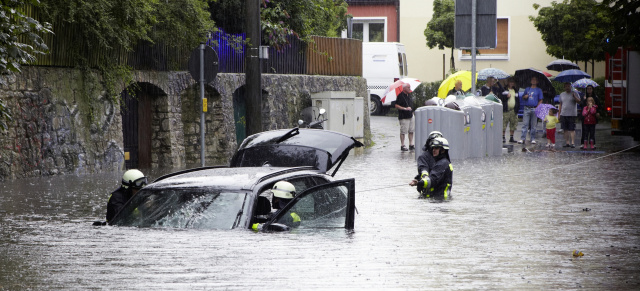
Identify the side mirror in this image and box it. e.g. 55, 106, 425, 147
318, 108, 326, 115
298, 119, 304, 126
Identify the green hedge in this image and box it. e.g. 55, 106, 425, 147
412, 80, 442, 109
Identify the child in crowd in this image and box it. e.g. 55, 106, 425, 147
582, 97, 598, 149
544, 107, 559, 148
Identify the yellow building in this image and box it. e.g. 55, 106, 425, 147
399, 0, 605, 83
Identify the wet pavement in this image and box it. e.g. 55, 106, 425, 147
1, 116, 640, 289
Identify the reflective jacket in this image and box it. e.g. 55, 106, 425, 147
426, 155, 453, 199
417, 151, 435, 176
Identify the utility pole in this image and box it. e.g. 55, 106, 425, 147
471, 0, 477, 94
245, 0, 262, 136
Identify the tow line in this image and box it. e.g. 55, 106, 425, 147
358, 144, 640, 192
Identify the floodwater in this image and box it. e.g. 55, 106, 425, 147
2, 116, 640, 289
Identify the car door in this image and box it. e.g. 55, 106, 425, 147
263, 178, 355, 230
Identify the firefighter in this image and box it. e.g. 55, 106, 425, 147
253, 181, 300, 231
411, 131, 449, 188
106, 169, 148, 222
417, 131, 444, 175
415, 137, 453, 199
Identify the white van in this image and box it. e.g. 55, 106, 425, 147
362, 42, 409, 115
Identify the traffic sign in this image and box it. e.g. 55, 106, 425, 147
454, 0, 497, 49
188, 45, 219, 83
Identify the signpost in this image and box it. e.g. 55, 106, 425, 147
188, 44, 218, 167
455, 0, 497, 94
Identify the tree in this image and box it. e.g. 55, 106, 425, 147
209, 0, 348, 49
0, 0, 52, 80
0, 0, 52, 131
596, 0, 640, 53
39, 0, 215, 62
529, 0, 611, 74
424, 0, 455, 72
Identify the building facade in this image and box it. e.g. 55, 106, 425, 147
347, 0, 605, 83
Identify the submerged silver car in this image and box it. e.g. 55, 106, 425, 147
108, 128, 363, 231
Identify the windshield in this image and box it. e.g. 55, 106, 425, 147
110, 188, 248, 229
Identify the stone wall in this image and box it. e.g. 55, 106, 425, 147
0, 67, 369, 180
0, 68, 124, 179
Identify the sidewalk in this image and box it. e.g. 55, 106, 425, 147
504, 120, 639, 153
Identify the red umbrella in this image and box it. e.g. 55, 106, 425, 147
381, 78, 421, 104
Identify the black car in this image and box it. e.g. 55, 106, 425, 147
108, 128, 363, 231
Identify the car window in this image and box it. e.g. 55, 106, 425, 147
232, 129, 363, 173
253, 176, 320, 220
110, 188, 248, 229
233, 145, 330, 170
269, 179, 355, 229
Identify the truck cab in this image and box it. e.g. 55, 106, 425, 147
362, 42, 409, 115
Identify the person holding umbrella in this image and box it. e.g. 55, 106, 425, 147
480, 76, 504, 96
500, 77, 520, 143
518, 76, 543, 144
395, 83, 415, 151
558, 82, 581, 148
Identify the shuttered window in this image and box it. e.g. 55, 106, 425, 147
462, 18, 509, 56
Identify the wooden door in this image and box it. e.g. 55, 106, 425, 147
121, 88, 152, 169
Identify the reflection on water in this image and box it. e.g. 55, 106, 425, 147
1, 116, 640, 289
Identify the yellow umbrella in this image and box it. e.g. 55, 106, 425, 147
437, 71, 478, 98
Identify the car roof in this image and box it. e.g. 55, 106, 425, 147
148, 166, 322, 191
230, 128, 363, 174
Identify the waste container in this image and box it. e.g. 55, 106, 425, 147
462, 96, 485, 158
487, 100, 504, 156
415, 104, 466, 160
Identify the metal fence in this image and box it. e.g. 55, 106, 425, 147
26, 14, 361, 76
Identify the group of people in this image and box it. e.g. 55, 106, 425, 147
477, 75, 599, 149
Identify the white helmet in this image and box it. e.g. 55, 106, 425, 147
122, 169, 147, 189
428, 131, 443, 140
272, 181, 296, 199
432, 137, 450, 150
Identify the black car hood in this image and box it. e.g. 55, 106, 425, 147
230, 128, 363, 175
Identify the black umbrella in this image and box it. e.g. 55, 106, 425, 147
546, 59, 580, 71
514, 68, 556, 101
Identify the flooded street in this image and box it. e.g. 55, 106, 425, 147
2, 116, 640, 289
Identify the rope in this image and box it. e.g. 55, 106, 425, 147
357, 143, 640, 192
502, 143, 640, 177
358, 183, 407, 193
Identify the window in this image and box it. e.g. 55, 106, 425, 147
346, 17, 387, 42
460, 18, 509, 60
368, 23, 385, 42
352, 23, 363, 41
